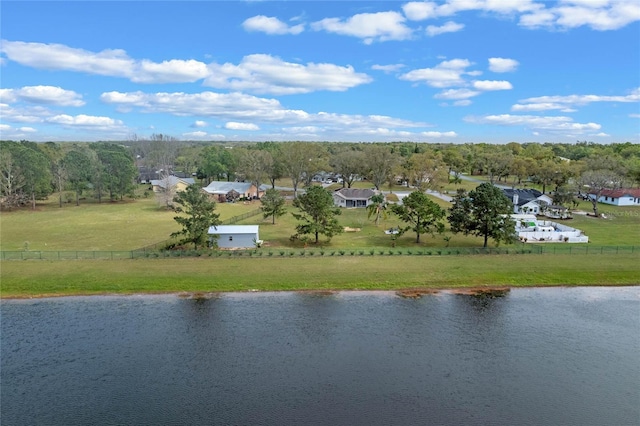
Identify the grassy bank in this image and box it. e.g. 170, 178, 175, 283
2, 254, 638, 298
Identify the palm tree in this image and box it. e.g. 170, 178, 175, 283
367, 193, 388, 225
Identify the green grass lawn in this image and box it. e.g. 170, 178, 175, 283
2, 187, 638, 298
0, 191, 262, 251
1, 254, 638, 298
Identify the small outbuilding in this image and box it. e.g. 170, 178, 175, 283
208, 225, 260, 249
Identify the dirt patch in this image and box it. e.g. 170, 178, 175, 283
303, 290, 337, 297
396, 288, 440, 299
449, 287, 511, 298
343, 227, 361, 232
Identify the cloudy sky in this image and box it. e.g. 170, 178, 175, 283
1, 0, 639, 143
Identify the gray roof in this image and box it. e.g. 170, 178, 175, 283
150, 176, 195, 189
333, 188, 376, 200
502, 188, 543, 206
202, 181, 267, 194
208, 225, 259, 235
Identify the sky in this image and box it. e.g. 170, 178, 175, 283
1, 1, 639, 144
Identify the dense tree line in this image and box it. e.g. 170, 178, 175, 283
1, 140, 137, 209
2, 138, 638, 213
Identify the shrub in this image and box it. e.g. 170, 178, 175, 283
320, 250, 325, 256
339, 250, 346, 256
359, 250, 364, 256
370, 249, 375, 256
388, 250, 394, 255
279, 251, 285, 256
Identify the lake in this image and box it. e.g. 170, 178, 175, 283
1, 287, 639, 425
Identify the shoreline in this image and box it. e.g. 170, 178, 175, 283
2, 283, 638, 300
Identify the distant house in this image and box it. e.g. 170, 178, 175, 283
202, 181, 268, 202
588, 188, 640, 206
150, 175, 195, 193
208, 225, 260, 249
333, 188, 376, 208
502, 188, 552, 214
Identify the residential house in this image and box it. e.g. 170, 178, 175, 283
588, 188, 640, 206
333, 188, 377, 208
208, 225, 260, 249
502, 188, 552, 214
150, 175, 195, 193
202, 181, 268, 202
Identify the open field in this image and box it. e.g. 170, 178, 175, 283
0, 191, 261, 251
2, 189, 639, 250
2, 186, 638, 298
1, 254, 638, 298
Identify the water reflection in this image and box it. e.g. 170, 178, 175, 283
1, 288, 638, 426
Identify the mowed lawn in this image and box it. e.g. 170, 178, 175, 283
2, 254, 639, 298
0, 193, 262, 251
2, 189, 639, 252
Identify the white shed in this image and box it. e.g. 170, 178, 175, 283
208, 225, 260, 249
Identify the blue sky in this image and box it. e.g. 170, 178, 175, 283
1, 0, 639, 144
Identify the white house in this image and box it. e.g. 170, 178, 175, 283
333, 188, 376, 208
588, 188, 640, 206
502, 189, 552, 214
208, 225, 260, 249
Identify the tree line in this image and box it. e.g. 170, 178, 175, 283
2, 138, 638, 214
1, 140, 137, 209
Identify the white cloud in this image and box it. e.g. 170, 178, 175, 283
46, 114, 124, 128
512, 88, 640, 111
453, 100, 473, 106
488, 57, 519, 73
27, 44, 367, 97
135, 59, 209, 84
420, 131, 458, 138
204, 54, 372, 95
630, 113, 640, 118
311, 11, 412, 44
404, 0, 541, 21
472, 80, 513, 91
0, 86, 85, 106
182, 131, 209, 139
242, 15, 305, 35
100, 91, 426, 129
400, 58, 473, 88
191, 120, 208, 128
225, 122, 260, 131
434, 88, 480, 100
520, 0, 640, 30
0, 123, 38, 139
426, 21, 465, 36
371, 64, 405, 73
402, 2, 439, 20
0, 40, 208, 84
465, 113, 602, 133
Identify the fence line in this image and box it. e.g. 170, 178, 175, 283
132, 208, 264, 252
2, 245, 638, 261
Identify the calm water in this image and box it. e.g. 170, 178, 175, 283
1, 288, 639, 425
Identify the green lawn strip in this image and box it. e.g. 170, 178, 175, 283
2, 254, 638, 298
0, 196, 263, 251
